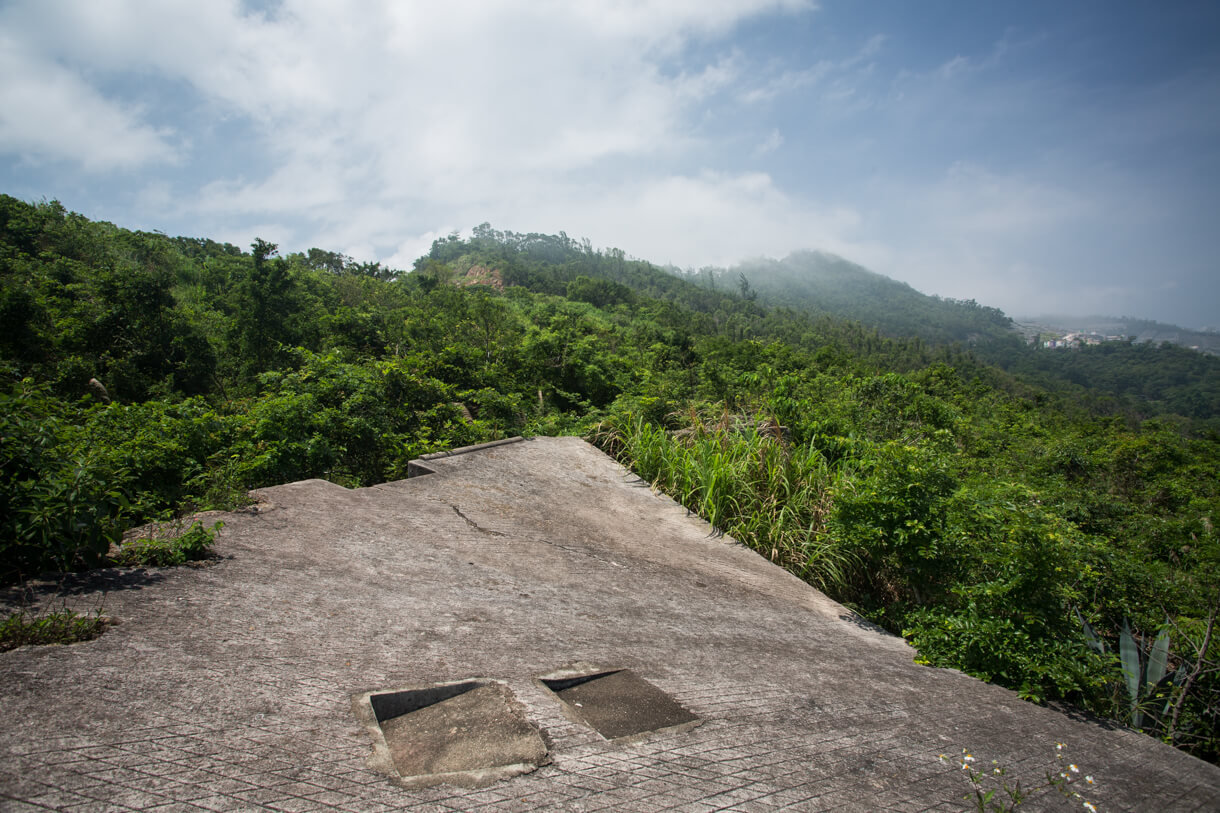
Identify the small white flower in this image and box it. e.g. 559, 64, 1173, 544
1085, 775, 1095, 785
1083, 803, 1097, 812
1070, 764, 1080, 773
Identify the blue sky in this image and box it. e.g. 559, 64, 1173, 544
2, 1, 1217, 327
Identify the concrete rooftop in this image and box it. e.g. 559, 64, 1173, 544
2, 436, 1218, 811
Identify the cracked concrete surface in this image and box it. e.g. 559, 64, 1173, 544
2, 436, 1218, 811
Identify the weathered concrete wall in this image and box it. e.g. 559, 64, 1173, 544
2, 437, 1217, 811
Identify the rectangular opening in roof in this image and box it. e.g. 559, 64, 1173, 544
539, 667, 699, 740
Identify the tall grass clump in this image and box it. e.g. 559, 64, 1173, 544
594, 410, 857, 592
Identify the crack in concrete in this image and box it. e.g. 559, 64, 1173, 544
439, 499, 623, 568
533, 536, 625, 569
450, 504, 508, 537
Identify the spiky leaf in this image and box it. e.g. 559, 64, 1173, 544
1075, 608, 1105, 655
1147, 623, 1171, 688
1120, 618, 1142, 728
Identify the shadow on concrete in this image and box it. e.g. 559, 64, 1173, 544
837, 612, 899, 638
1042, 700, 1126, 733
1, 566, 175, 609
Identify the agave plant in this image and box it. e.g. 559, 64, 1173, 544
1115, 616, 1180, 731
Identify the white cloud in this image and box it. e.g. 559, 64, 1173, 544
739, 32, 881, 106
2, 0, 824, 183
0, 0, 841, 267
0, 32, 180, 171
931, 162, 1097, 236
7, 1, 1210, 326
170, 4, 757, 204
855, 160, 1159, 316
562, 0, 815, 44
740, 64, 826, 104
519, 170, 870, 270
937, 55, 970, 79
753, 129, 784, 155
384, 228, 457, 272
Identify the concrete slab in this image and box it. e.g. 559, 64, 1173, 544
2, 436, 1218, 811
354, 679, 548, 788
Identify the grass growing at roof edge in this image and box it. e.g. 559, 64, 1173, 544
0, 607, 111, 652
593, 407, 1114, 729
592, 409, 858, 593
596, 400, 1220, 765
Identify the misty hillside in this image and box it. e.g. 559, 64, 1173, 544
424, 226, 1220, 420
670, 249, 1219, 419
695, 251, 1015, 346
1022, 315, 1220, 355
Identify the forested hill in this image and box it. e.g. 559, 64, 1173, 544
2, 198, 1218, 763
685, 250, 1220, 425
427, 226, 1220, 426
697, 250, 1015, 346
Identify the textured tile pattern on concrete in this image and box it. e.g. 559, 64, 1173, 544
3, 436, 1218, 811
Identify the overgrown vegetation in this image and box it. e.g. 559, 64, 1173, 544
0, 607, 111, 652
1, 195, 1217, 762
111, 520, 224, 567
594, 413, 854, 590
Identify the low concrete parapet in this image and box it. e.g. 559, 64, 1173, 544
406, 436, 525, 477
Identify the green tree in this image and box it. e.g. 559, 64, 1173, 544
234, 239, 295, 376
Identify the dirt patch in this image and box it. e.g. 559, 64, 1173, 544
458, 264, 505, 290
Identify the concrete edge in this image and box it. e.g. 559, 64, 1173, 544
597, 448, 916, 651
417, 436, 526, 461
406, 437, 526, 478
350, 688, 397, 780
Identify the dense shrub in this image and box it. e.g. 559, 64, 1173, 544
0, 379, 127, 581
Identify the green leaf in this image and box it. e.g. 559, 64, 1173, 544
1119, 618, 1142, 728
1146, 621, 1171, 688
